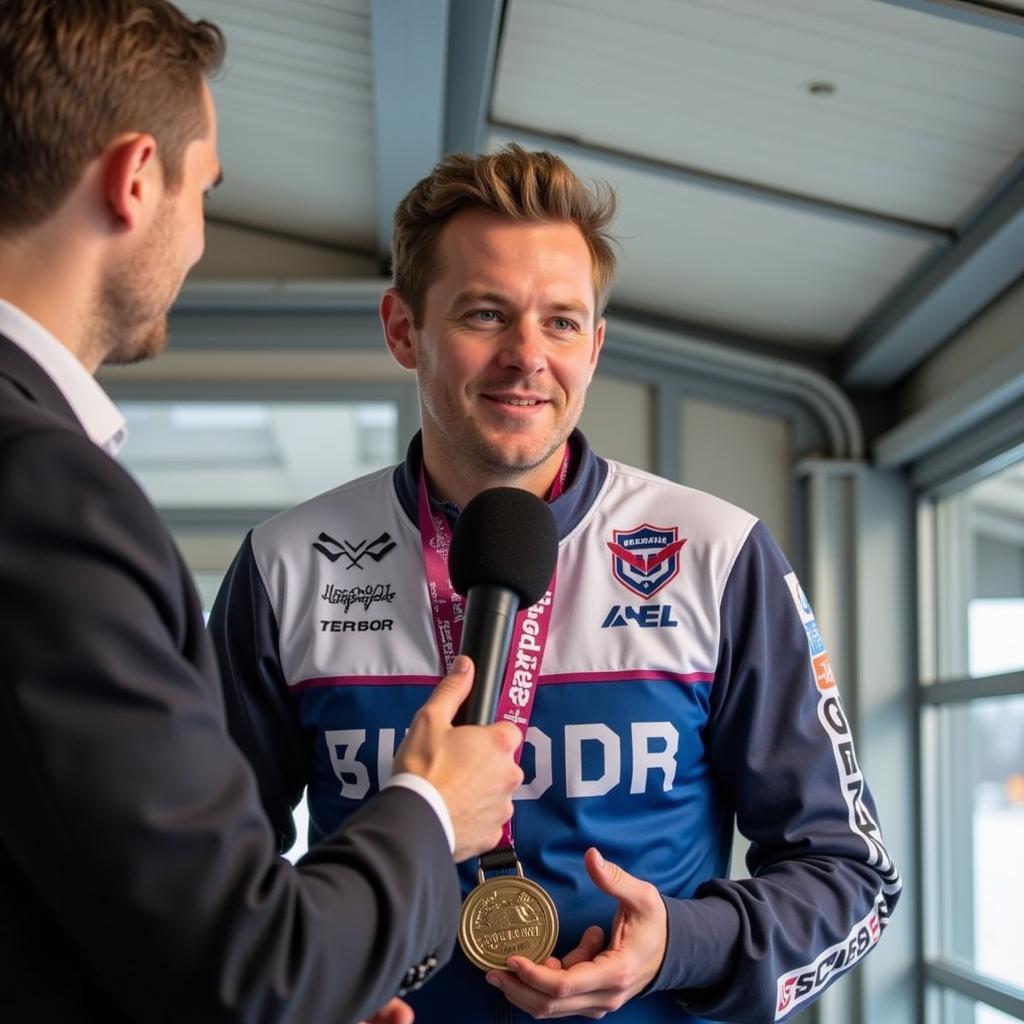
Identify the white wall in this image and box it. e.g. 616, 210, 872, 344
681, 398, 792, 555
898, 275, 1024, 419
579, 375, 653, 470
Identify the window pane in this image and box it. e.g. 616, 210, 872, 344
929, 461, 1024, 682
929, 984, 1024, 1024
118, 401, 399, 509
969, 599, 1024, 677
926, 695, 1024, 992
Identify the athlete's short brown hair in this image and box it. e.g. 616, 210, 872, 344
391, 144, 617, 325
0, 0, 225, 235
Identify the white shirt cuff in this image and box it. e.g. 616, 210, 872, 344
383, 773, 455, 854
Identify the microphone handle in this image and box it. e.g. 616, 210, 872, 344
454, 585, 520, 725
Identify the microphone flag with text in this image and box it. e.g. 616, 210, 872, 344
449, 487, 559, 726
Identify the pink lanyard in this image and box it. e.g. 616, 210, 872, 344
416, 448, 568, 846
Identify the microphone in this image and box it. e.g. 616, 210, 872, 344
449, 487, 559, 726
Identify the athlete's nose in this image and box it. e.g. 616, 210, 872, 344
497, 319, 545, 376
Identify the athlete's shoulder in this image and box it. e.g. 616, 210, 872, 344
250, 463, 403, 558
597, 458, 758, 544
254, 463, 399, 536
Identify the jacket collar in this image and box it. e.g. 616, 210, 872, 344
0, 330, 85, 437
392, 429, 607, 541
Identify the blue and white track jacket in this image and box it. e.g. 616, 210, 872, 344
208, 432, 900, 1024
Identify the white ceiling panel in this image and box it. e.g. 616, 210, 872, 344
180, 0, 376, 248
489, 132, 941, 347
493, 0, 1024, 228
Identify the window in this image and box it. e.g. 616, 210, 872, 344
118, 398, 401, 617
117, 398, 402, 863
919, 460, 1024, 1024
119, 401, 399, 511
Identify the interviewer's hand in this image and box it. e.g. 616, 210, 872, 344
485, 848, 667, 1019
393, 656, 523, 862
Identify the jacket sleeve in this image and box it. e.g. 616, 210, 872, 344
0, 426, 459, 1023
207, 531, 308, 854
650, 521, 900, 1023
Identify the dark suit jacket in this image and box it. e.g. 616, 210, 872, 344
0, 332, 458, 1022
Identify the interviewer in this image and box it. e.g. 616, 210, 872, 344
0, 3, 522, 1022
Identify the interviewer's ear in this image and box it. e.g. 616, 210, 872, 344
102, 133, 159, 232
381, 288, 418, 369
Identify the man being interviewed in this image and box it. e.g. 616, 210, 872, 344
209, 146, 900, 1023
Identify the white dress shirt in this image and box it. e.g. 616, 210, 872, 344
0, 299, 126, 454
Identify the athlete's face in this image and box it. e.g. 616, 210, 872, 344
386, 210, 605, 498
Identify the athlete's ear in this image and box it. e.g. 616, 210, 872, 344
381, 288, 418, 370
588, 317, 606, 382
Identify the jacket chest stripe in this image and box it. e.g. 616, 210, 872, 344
539, 670, 715, 686
293, 674, 438, 692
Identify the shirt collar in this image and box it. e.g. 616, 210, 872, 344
0, 300, 127, 455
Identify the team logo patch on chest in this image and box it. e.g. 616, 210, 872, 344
606, 524, 686, 598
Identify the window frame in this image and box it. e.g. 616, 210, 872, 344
916, 474, 1024, 1024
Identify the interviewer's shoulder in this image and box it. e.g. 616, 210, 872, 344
0, 412, 171, 554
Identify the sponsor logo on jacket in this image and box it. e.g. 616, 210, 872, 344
601, 605, 679, 628
319, 619, 394, 632
607, 524, 686, 598
321, 582, 397, 612
783, 572, 894, 881
775, 899, 883, 1019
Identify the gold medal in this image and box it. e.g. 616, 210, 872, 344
458, 861, 559, 971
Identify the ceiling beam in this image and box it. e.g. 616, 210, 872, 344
370, 0, 450, 262
444, 0, 503, 156
841, 162, 1024, 389
871, 0, 1024, 38
494, 122, 949, 245
370, 1, 505, 263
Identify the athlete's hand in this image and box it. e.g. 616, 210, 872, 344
393, 656, 523, 862
485, 848, 667, 1018
358, 997, 414, 1024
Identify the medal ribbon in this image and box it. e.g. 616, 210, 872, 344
417, 447, 568, 847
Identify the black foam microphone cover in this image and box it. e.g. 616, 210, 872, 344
449, 487, 559, 725
449, 487, 559, 606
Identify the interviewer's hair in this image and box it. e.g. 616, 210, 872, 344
391, 144, 617, 325
0, 0, 225, 234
